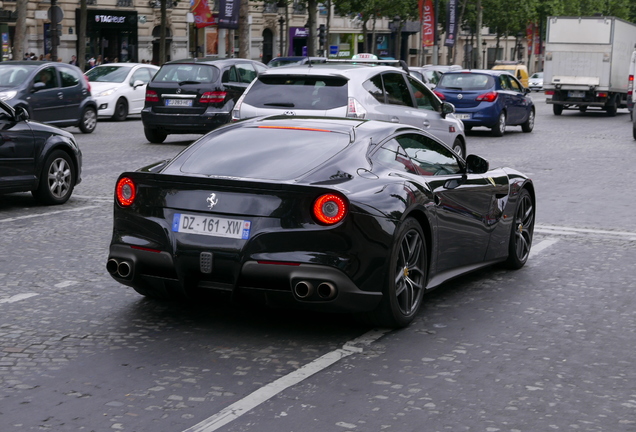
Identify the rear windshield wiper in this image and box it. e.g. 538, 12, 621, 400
264, 102, 295, 107
178, 80, 200, 85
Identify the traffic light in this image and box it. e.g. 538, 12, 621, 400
318, 24, 326, 47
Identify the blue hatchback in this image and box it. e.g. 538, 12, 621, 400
434, 70, 534, 137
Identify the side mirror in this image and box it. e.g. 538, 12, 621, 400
132, 79, 145, 89
32, 82, 46, 92
15, 106, 29, 122
466, 154, 489, 174
441, 102, 455, 118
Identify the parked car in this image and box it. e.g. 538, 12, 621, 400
0, 100, 82, 205
141, 57, 267, 143
232, 62, 467, 158
107, 116, 535, 328
85, 63, 159, 121
529, 72, 544, 92
267, 56, 327, 67
434, 69, 535, 137
0, 61, 97, 133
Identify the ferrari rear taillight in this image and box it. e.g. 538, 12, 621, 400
433, 90, 446, 100
201, 91, 226, 103
346, 97, 367, 119
313, 193, 348, 225
146, 90, 159, 102
116, 177, 136, 207
476, 91, 498, 102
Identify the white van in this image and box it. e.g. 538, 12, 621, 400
628, 47, 636, 118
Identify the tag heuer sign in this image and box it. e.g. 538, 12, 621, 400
95, 15, 127, 24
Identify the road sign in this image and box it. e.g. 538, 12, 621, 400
48, 6, 64, 24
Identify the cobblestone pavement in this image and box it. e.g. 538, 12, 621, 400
2, 99, 636, 431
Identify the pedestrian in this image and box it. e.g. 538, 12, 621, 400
24, 52, 30, 60
88, 57, 96, 69
31, 53, 37, 60
69, 55, 77, 66
96, 55, 102, 66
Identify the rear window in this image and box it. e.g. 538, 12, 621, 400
437, 73, 495, 91
178, 127, 350, 180
242, 76, 348, 110
153, 64, 219, 83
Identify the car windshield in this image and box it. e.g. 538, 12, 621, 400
153, 64, 219, 83
437, 73, 495, 91
178, 127, 351, 180
85, 66, 129, 83
242, 76, 348, 110
531, 73, 543, 79
0, 64, 37, 87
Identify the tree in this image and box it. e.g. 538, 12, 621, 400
13, 0, 28, 60
238, 0, 250, 58
78, 0, 87, 71
159, 0, 168, 65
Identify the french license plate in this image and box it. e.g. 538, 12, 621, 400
455, 113, 471, 120
568, 91, 585, 98
172, 213, 251, 240
165, 99, 193, 107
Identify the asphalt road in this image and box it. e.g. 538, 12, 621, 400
1, 94, 636, 432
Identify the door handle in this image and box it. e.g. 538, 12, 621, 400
422, 120, 430, 128
57, 92, 64, 99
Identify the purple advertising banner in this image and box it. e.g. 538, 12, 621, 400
444, 0, 457, 47
218, 0, 239, 29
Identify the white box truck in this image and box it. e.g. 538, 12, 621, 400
544, 16, 636, 116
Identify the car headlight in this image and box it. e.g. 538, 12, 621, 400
95, 88, 116, 97
0, 90, 17, 101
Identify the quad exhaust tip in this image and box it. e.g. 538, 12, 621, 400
107, 258, 132, 278
293, 280, 337, 300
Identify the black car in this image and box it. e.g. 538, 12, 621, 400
0, 100, 82, 205
141, 57, 267, 143
0, 61, 98, 133
107, 116, 535, 328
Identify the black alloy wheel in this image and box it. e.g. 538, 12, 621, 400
33, 150, 75, 205
79, 107, 97, 133
113, 98, 128, 121
369, 218, 427, 328
505, 188, 534, 269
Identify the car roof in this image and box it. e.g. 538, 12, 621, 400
442, 69, 511, 77
91, 63, 158, 68
257, 63, 405, 78
165, 57, 262, 66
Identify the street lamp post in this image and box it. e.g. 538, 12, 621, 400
482, 40, 487, 69
278, 15, 285, 57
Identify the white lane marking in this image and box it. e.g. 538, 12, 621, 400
182, 329, 390, 432
0, 293, 39, 304
0, 205, 100, 223
54, 281, 78, 288
535, 224, 636, 240
528, 238, 559, 259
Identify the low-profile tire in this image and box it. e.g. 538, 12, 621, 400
491, 111, 506, 137
504, 188, 534, 269
367, 217, 427, 328
32, 150, 75, 205
553, 105, 563, 116
521, 109, 534, 133
79, 106, 97, 133
451, 138, 465, 159
112, 98, 128, 121
144, 127, 168, 144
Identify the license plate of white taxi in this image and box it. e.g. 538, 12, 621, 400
172, 213, 251, 239
165, 99, 193, 107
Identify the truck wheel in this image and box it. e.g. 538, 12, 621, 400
606, 101, 617, 117
633, 119, 636, 140
553, 105, 563, 116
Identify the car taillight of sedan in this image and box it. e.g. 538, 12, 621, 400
200, 91, 226, 103
476, 91, 498, 102
146, 90, 159, 102
433, 90, 445, 100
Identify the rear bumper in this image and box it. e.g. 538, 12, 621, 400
455, 103, 500, 128
141, 108, 231, 133
107, 244, 383, 313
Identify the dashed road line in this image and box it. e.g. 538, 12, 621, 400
529, 238, 559, 258
535, 224, 636, 240
182, 329, 390, 432
0, 205, 100, 223
0, 293, 39, 304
